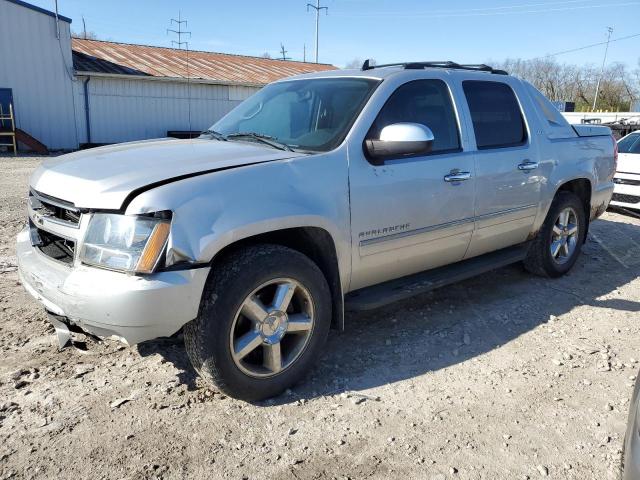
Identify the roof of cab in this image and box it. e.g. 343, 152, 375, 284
280, 64, 512, 83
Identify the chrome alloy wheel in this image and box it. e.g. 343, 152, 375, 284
550, 206, 579, 264
230, 278, 315, 378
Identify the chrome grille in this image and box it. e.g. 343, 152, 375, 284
27, 190, 82, 265
30, 221, 76, 265
29, 190, 81, 228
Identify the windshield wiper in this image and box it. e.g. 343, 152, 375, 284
227, 132, 293, 152
202, 129, 228, 141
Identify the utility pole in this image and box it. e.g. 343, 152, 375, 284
54, 0, 60, 39
280, 43, 291, 61
82, 16, 87, 39
307, 0, 328, 63
167, 12, 193, 133
303, 44, 306, 62
592, 26, 613, 111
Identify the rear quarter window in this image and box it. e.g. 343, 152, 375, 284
463, 80, 527, 150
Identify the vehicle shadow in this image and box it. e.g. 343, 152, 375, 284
138, 214, 640, 404
137, 337, 199, 390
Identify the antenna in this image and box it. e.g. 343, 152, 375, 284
167, 12, 193, 134
306, 0, 328, 63
167, 11, 191, 49
280, 43, 291, 61
592, 26, 614, 111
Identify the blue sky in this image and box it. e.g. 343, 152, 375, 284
29, 0, 640, 68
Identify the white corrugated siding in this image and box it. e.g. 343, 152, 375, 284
0, 1, 78, 149
74, 77, 260, 144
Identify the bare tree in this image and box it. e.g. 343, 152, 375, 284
495, 58, 640, 111
71, 30, 99, 40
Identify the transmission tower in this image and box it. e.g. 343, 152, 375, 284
307, 0, 328, 63
167, 12, 193, 133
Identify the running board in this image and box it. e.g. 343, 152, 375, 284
345, 243, 529, 311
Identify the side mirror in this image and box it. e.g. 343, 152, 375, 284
364, 123, 435, 165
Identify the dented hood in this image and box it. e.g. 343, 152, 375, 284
30, 138, 304, 210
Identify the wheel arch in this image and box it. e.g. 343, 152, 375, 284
555, 178, 592, 241
209, 226, 345, 331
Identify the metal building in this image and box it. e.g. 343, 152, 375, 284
0, 0, 77, 150
71, 39, 335, 145
0, 0, 335, 151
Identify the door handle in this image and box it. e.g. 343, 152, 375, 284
444, 170, 471, 182
518, 161, 539, 171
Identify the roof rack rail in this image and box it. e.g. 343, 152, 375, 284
361, 59, 508, 75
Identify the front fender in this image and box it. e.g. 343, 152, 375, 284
125, 151, 352, 290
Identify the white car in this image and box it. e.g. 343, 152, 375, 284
611, 132, 640, 210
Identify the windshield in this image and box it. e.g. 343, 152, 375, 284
211, 78, 379, 152
618, 133, 640, 154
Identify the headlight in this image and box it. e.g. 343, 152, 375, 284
80, 213, 171, 274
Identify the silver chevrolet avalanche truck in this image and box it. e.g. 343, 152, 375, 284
17, 61, 616, 401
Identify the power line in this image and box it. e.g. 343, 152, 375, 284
537, 31, 640, 59
332, 1, 640, 18
338, 0, 598, 16
307, 0, 328, 63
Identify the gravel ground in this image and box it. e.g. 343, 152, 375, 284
1, 155, 639, 480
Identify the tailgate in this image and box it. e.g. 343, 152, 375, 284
572, 124, 612, 137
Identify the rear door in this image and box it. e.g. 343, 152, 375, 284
348, 78, 476, 290
460, 79, 543, 258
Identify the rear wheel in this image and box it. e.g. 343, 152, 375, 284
524, 191, 586, 277
184, 244, 331, 401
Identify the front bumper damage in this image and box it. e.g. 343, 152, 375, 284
17, 227, 210, 347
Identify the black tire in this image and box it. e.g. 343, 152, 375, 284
184, 244, 331, 401
524, 191, 587, 278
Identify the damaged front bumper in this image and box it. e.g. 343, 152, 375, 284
16, 227, 210, 346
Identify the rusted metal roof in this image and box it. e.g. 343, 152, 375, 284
72, 39, 336, 85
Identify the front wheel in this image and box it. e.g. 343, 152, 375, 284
524, 191, 586, 278
184, 244, 331, 401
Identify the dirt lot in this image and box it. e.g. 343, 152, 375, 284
1, 155, 639, 480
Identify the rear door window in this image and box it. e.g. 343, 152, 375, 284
462, 81, 527, 149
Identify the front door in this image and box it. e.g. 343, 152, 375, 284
460, 79, 543, 258
348, 79, 476, 291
